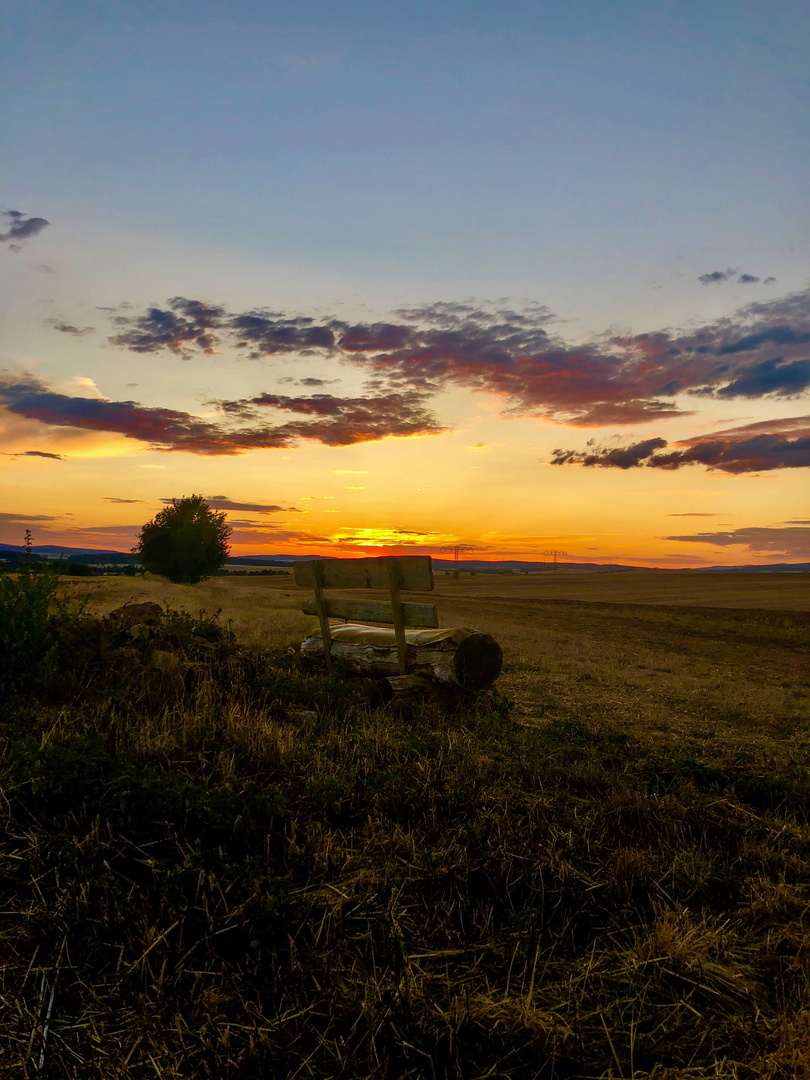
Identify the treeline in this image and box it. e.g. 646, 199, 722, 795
0, 553, 141, 576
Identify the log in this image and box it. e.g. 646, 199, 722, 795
300, 624, 503, 692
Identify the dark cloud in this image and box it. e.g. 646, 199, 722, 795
102, 287, 810, 427
0, 373, 291, 455
34, 264, 56, 274
551, 416, 810, 474
1, 450, 65, 460
0, 374, 444, 456
664, 526, 810, 559
714, 357, 810, 398
764, 277, 777, 285
707, 414, 810, 438
246, 391, 446, 445
163, 496, 302, 514
699, 268, 738, 285
109, 297, 226, 354
104, 498, 146, 504
699, 268, 772, 287
716, 327, 810, 356
47, 321, 96, 336
550, 437, 667, 469
0, 511, 59, 523
230, 310, 339, 357
0, 210, 50, 249
338, 322, 414, 352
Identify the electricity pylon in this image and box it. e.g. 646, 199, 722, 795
543, 549, 568, 570
440, 544, 476, 563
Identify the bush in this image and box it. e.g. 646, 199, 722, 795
133, 494, 231, 584
0, 563, 61, 694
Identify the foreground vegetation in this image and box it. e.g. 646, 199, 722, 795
1, 571, 809, 1078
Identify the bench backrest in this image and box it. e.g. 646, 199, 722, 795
294, 555, 436, 673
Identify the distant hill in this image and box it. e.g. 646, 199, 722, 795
1, 543, 807, 574
0, 544, 139, 564
694, 562, 810, 573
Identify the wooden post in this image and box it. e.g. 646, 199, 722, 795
386, 557, 408, 674
312, 561, 332, 673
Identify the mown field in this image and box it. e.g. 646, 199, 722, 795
1, 569, 809, 1078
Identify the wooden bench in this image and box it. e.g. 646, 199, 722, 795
293, 555, 436, 675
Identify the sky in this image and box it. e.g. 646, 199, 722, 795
2, 0, 809, 567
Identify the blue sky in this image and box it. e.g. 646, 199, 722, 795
2, 0, 809, 564
6, 0, 807, 318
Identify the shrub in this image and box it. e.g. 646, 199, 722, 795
0, 563, 61, 694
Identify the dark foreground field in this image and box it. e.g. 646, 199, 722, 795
1, 571, 809, 1078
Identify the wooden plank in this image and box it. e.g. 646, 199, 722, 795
294, 555, 433, 592
387, 557, 408, 674
302, 597, 438, 627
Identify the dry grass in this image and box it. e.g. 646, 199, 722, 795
63, 570, 810, 762
59, 572, 310, 652
0, 570, 807, 1078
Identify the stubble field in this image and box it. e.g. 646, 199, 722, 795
2, 568, 809, 1079
64, 568, 810, 761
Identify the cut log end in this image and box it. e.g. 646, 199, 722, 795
454, 632, 503, 691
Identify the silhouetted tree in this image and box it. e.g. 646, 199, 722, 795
134, 495, 231, 584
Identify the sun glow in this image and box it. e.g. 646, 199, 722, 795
328, 527, 455, 548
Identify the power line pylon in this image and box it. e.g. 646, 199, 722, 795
543, 549, 568, 570
440, 544, 476, 564
440, 544, 479, 578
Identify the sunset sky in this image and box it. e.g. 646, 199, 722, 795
2, 0, 809, 567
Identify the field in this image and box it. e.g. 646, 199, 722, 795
1, 569, 809, 1078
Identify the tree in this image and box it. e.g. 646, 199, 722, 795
134, 495, 231, 584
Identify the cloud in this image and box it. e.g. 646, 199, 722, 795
109, 297, 226, 354
34, 264, 56, 274
96, 286, 810, 429
715, 327, 810, 356
699, 268, 738, 285
0, 373, 444, 456
1, 449, 65, 460
713, 357, 810, 398
104, 497, 146, 504
243, 390, 446, 445
0, 511, 60, 523
0, 372, 293, 455
230, 311, 339, 357
0, 210, 50, 249
698, 268, 768, 286
551, 415, 810, 474
667, 513, 722, 517
163, 496, 302, 514
47, 321, 96, 336
550, 437, 668, 469
664, 526, 810, 559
